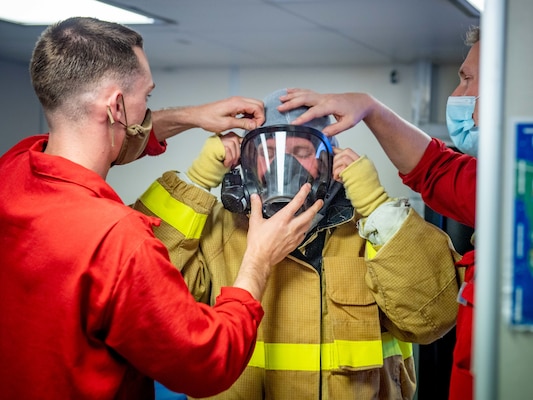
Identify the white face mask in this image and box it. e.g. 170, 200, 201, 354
446, 96, 479, 157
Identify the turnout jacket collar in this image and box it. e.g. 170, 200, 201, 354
301, 186, 354, 247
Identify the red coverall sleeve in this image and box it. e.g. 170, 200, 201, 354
103, 219, 263, 397
142, 130, 167, 156
399, 138, 477, 228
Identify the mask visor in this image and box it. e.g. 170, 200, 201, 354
241, 125, 332, 217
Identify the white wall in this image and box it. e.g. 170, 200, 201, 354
0, 59, 459, 205
0, 59, 44, 153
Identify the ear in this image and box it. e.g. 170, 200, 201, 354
106, 91, 124, 125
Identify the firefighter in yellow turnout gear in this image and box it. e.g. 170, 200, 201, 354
135, 89, 461, 399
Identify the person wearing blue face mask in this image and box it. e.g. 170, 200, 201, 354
446, 95, 480, 157
277, 26, 480, 400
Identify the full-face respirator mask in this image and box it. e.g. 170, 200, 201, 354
221, 125, 333, 217
220, 88, 336, 218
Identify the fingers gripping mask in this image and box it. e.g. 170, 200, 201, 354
221, 88, 336, 218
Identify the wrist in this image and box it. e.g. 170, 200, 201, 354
233, 251, 272, 301
362, 94, 383, 124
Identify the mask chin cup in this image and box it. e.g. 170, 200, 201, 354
312, 180, 328, 202
262, 197, 292, 218
221, 171, 330, 218
303, 179, 328, 215
261, 179, 328, 218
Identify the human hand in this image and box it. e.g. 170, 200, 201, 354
332, 147, 361, 181
187, 133, 242, 190
277, 88, 372, 137
234, 184, 323, 300
220, 132, 242, 168
151, 96, 264, 142
248, 183, 323, 266
193, 96, 265, 133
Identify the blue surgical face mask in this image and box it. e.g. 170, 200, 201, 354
446, 96, 479, 157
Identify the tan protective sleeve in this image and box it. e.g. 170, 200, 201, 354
186, 135, 229, 190
366, 209, 462, 344
339, 155, 389, 217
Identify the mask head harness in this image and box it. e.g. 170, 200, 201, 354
221, 124, 333, 218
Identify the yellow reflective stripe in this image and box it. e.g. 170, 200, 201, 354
249, 339, 385, 371
248, 341, 265, 368
322, 340, 383, 369
249, 334, 412, 371
249, 342, 320, 371
382, 332, 413, 360
365, 240, 378, 259
139, 180, 207, 239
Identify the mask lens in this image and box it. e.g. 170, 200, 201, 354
240, 125, 332, 216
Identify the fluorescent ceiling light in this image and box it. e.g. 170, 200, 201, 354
467, 0, 484, 12
0, 0, 156, 25
450, 0, 485, 18
451, 0, 484, 17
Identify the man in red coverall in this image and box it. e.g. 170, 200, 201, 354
0, 17, 322, 400
276, 26, 480, 400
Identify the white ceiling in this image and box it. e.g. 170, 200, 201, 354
0, 0, 480, 70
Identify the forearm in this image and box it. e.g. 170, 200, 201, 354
151, 96, 264, 142
232, 251, 271, 301
363, 95, 432, 175
151, 106, 200, 142
233, 184, 321, 302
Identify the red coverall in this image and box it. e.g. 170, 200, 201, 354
0, 133, 263, 400
400, 138, 476, 400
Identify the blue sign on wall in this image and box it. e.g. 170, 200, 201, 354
510, 122, 533, 328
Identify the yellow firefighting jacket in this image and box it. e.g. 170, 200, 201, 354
134, 172, 460, 400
